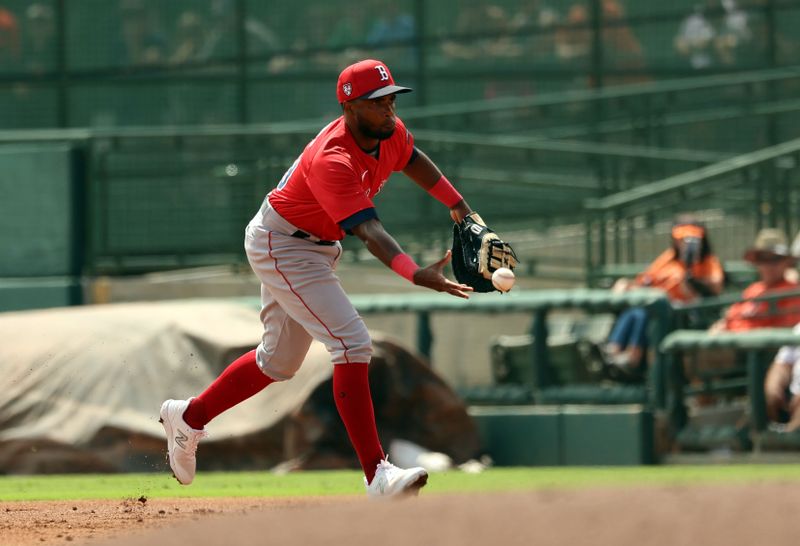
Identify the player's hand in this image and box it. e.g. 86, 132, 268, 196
413, 250, 473, 299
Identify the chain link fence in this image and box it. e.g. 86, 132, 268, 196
1, 0, 799, 129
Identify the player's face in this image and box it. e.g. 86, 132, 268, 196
351, 94, 397, 140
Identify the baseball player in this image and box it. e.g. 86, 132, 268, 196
160, 59, 476, 498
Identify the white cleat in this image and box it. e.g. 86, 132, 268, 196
365, 458, 428, 499
159, 398, 207, 485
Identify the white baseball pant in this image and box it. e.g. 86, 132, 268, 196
244, 204, 372, 381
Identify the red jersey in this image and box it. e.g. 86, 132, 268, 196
267, 116, 415, 241
724, 279, 800, 331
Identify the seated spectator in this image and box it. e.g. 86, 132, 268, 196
169, 10, 206, 65
713, 0, 753, 67
366, 2, 415, 47
597, 216, 724, 380
327, 11, 369, 51
601, 0, 647, 84
709, 228, 800, 333
687, 229, 800, 403
554, 3, 591, 66
674, 0, 753, 70
764, 323, 800, 432
555, 0, 645, 87
510, 0, 560, 61
674, 3, 716, 70
441, 2, 521, 62
199, 0, 281, 62
117, 0, 167, 66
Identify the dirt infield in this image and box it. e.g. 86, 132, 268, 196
3, 482, 798, 546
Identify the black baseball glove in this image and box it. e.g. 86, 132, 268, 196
451, 212, 518, 293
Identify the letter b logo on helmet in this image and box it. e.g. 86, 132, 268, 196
374, 65, 390, 81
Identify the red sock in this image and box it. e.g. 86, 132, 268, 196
333, 362, 385, 483
183, 349, 274, 429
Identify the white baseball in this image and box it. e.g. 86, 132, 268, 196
491, 267, 515, 292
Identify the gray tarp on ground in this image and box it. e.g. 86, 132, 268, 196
0, 300, 480, 474
0, 300, 331, 445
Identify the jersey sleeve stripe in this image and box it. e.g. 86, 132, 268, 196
339, 207, 379, 231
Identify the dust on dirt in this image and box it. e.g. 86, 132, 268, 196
0, 496, 330, 546
3, 482, 800, 546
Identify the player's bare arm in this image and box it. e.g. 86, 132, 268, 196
351, 218, 473, 299
403, 148, 472, 223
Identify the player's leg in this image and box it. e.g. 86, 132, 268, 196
259, 232, 426, 496
606, 307, 637, 354
622, 307, 648, 368
253, 233, 381, 477
183, 285, 313, 429
160, 222, 316, 484
160, 285, 312, 485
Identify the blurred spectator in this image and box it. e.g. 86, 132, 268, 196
328, 11, 370, 50
117, 0, 167, 66
199, 0, 280, 61
511, 0, 559, 32
441, 2, 523, 101
714, 0, 752, 66
441, 2, 521, 61
274, 4, 339, 73
324, 11, 376, 68
556, 0, 645, 86
365, 1, 416, 67
601, 0, 646, 83
674, 0, 753, 70
21, 3, 55, 74
674, 3, 716, 69
169, 10, 206, 65
709, 228, 800, 333
764, 323, 800, 432
0, 5, 20, 68
595, 216, 724, 380
510, 0, 560, 61
554, 3, 591, 66
366, 1, 415, 47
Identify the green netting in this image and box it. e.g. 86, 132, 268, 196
0, 144, 77, 276
1, 0, 796, 131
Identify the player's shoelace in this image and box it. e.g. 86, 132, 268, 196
375, 459, 399, 480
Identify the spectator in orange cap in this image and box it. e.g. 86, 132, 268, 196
595, 215, 724, 380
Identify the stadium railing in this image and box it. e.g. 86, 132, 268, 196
583, 136, 800, 286
0, 121, 727, 276
341, 288, 672, 410
3, 67, 799, 279
660, 319, 800, 452
403, 65, 800, 148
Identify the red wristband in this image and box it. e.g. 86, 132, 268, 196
428, 175, 463, 208
390, 253, 419, 283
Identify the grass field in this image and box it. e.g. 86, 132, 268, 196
5, 464, 800, 502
